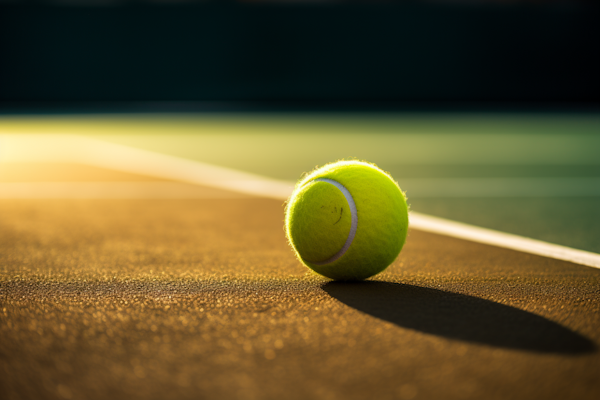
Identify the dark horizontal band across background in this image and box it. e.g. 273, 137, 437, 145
1, 3, 598, 103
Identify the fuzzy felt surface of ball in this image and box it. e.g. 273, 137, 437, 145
285, 160, 409, 280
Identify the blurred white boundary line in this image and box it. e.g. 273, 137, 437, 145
2, 134, 599, 269
0, 134, 294, 198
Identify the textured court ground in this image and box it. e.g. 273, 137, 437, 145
2, 196, 600, 400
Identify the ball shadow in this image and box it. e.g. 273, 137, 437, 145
322, 281, 595, 354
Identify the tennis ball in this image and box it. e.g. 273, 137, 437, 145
285, 160, 408, 280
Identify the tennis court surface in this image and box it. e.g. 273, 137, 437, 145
1, 114, 600, 400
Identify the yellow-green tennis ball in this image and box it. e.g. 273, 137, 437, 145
285, 160, 408, 280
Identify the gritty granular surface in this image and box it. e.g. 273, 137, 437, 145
1, 198, 600, 400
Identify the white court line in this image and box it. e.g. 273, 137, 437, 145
0, 134, 294, 198
409, 213, 600, 269
2, 133, 600, 269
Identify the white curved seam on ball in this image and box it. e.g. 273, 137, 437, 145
309, 178, 358, 266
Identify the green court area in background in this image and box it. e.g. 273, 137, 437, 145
1, 113, 599, 253
78, 114, 600, 180
2, 113, 600, 181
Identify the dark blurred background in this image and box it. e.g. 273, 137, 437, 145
0, 1, 598, 109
